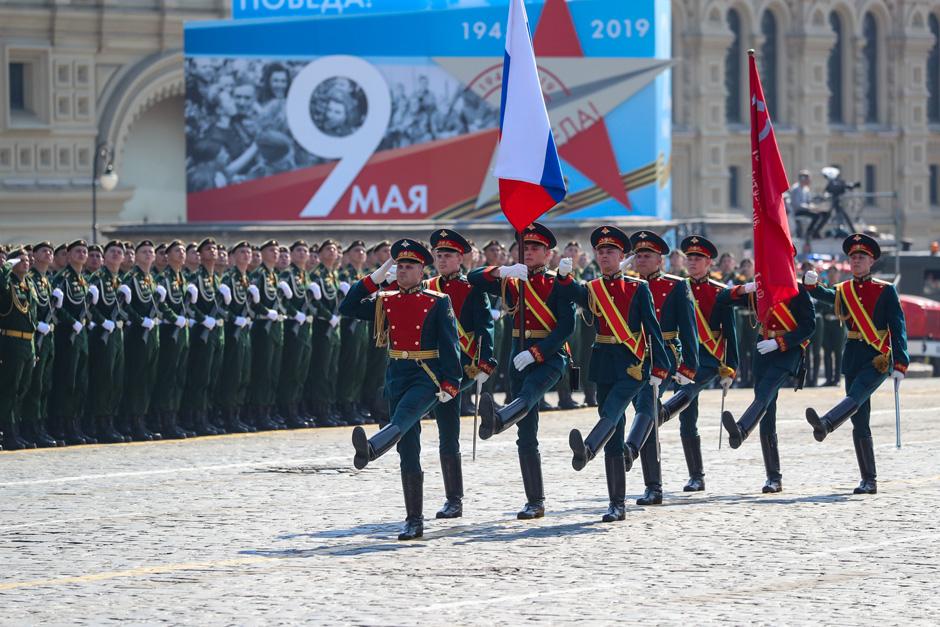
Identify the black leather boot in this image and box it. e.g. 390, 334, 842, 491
569, 417, 617, 471
2, 418, 26, 450
722, 401, 766, 450
624, 413, 654, 473
681, 435, 705, 491
338, 401, 365, 426
313, 402, 339, 428
635, 441, 663, 505
73, 415, 95, 444
517, 452, 545, 519
33, 419, 64, 447
459, 392, 474, 417
131, 415, 154, 441
479, 392, 528, 440
222, 408, 247, 433
161, 411, 188, 439
806, 397, 858, 442
760, 434, 782, 493
352, 424, 402, 470
398, 471, 424, 541
64, 416, 87, 446
853, 433, 877, 494
660, 387, 693, 425
95, 415, 124, 444
602, 454, 626, 522
583, 383, 598, 407
436, 453, 463, 519
557, 386, 581, 410
253, 407, 278, 432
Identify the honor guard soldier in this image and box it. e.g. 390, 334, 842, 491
720, 253, 816, 493
215, 241, 256, 434
803, 234, 908, 494
50, 240, 95, 445
658, 236, 739, 492
0, 248, 39, 450
624, 230, 699, 505
154, 240, 196, 439
276, 240, 318, 428
554, 226, 671, 521
342, 239, 462, 540
470, 222, 576, 520
21, 241, 62, 447
249, 239, 290, 431
306, 240, 344, 427
87, 241, 132, 443
426, 228, 497, 519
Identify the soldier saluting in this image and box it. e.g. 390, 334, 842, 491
554, 226, 671, 522
803, 233, 908, 494
342, 239, 461, 541
0, 247, 39, 450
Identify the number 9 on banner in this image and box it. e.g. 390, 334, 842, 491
286, 56, 391, 218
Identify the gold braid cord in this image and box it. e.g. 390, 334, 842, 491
500, 278, 519, 316
373, 294, 389, 348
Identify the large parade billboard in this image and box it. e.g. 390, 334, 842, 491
184, 0, 671, 222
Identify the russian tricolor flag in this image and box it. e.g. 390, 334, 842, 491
495, 0, 567, 232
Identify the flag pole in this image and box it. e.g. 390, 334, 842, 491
517, 228, 526, 354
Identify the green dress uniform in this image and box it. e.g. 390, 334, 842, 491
277, 262, 314, 427
86, 266, 128, 443
50, 262, 93, 445
335, 264, 370, 423
21, 264, 59, 446
0, 257, 38, 450
249, 261, 286, 430
305, 263, 342, 427
183, 264, 226, 435
216, 263, 254, 433
121, 265, 162, 440
153, 263, 193, 438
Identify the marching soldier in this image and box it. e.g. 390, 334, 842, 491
0, 248, 39, 450
306, 239, 343, 427
153, 240, 195, 439
658, 236, 738, 492
720, 253, 816, 493
342, 240, 461, 540
21, 241, 62, 447
803, 233, 908, 494
249, 239, 290, 431
216, 241, 255, 433
554, 226, 671, 521
624, 230, 699, 505
50, 240, 95, 445
470, 222, 576, 520
277, 240, 318, 428
87, 240, 132, 443
121, 241, 162, 441
425, 229, 497, 518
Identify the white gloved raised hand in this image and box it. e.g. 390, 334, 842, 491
675, 373, 694, 386
720, 377, 734, 391
308, 282, 322, 300
247, 284, 260, 304
293, 311, 306, 324
385, 264, 397, 285
36, 321, 51, 335
650, 375, 663, 388
174, 315, 187, 329
890, 369, 905, 381
52, 288, 64, 308
102, 319, 116, 333
329, 314, 341, 328
513, 350, 536, 371
436, 390, 454, 404
369, 258, 394, 285
6, 258, 21, 269
474, 371, 490, 384
201, 316, 216, 329
803, 270, 818, 286
142, 317, 156, 330
71, 320, 83, 334
218, 283, 231, 305
557, 257, 573, 277
757, 338, 779, 354
186, 284, 199, 304
88, 284, 99, 305
744, 281, 758, 294
338, 281, 350, 295
619, 254, 636, 273
265, 308, 279, 321
234, 316, 248, 328
155, 284, 167, 302
277, 280, 293, 299
490, 308, 501, 321
498, 263, 528, 280
117, 284, 131, 304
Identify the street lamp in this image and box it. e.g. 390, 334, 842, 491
91, 143, 118, 244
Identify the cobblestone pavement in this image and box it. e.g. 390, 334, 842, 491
2, 380, 939, 625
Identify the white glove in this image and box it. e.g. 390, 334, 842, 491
803, 270, 818, 286
141, 317, 155, 330
37, 321, 51, 335
890, 370, 905, 381
235, 316, 248, 328
513, 350, 536, 371
277, 280, 293, 299
6, 258, 21, 268
436, 390, 454, 404
490, 308, 501, 321
266, 308, 279, 321
675, 373, 693, 386
744, 281, 757, 294
201, 316, 216, 329
186, 284, 198, 304
619, 255, 636, 273
557, 257, 573, 277
155, 284, 167, 302
650, 375, 663, 388
385, 264, 397, 284
308, 282, 322, 300
174, 315, 187, 329
218, 283, 231, 305
52, 288, 64, 308
118, 284, 132, 304
369, 258, 395, 285
102, 319, 116, 333
757, 338, 779, 354
88, 321, 96, 330
247, 284, 260, 304
329, 314, 341, 328
188, 318, 196, 327
474, 371, 490, 384
498, 263, 528, 280
71, 320, 83, 334
293, 311, 306, 324
338, 281, 350, 295
87, 284, 99, 305
720, 377, 734, 391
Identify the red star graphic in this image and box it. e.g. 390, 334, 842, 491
533, 0, 632, 210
